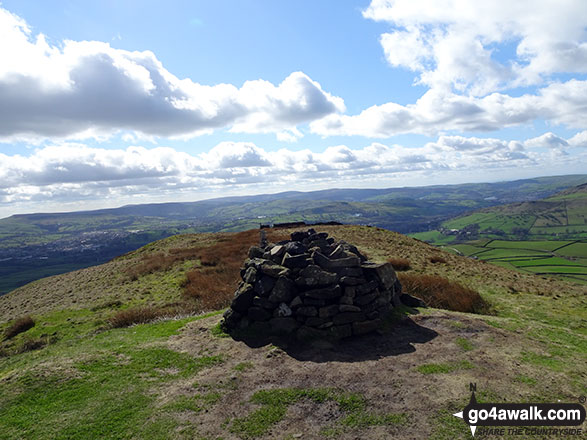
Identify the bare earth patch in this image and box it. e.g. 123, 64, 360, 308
158, 309, 575, 440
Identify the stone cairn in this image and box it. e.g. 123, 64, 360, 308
221, 229, 404, 341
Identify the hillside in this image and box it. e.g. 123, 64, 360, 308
1, 174, 585, 295
1, 226, 585, 439
412, 184, 587, 284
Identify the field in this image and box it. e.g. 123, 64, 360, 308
445, 240, 587, 284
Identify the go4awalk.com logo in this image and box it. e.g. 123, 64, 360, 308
453, 384, 586, 437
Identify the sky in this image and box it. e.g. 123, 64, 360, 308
0, 0, 586, 218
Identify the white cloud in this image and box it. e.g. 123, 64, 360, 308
0, 8, 343, 142
311, 81, 587, 137
364, 0, 587, 94
2, 133, 584, 211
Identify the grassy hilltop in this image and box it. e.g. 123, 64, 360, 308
0, 225, 585, 439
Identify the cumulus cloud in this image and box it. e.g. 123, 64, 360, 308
0, 8, 343, 142
311, 81, 587, 137
304, 1, 587, 139
3, 133, 584, 210
364, 0, 587, 94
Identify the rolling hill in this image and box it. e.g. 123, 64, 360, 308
1, 174, 585, 295
411, 184, 587, 284
0, 225, 585, 439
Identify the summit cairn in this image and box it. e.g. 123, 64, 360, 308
221, 229, 404, 340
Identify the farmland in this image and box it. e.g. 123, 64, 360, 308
444, 240, 587, 284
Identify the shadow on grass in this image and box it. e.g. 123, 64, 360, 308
230, 308, 438, 363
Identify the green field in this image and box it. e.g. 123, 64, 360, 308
444, 239, 587, 284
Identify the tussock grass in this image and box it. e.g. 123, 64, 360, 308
399, 273, 490, 314
108, 304, 196, 328
387, 257, 411, 271
429, 255, 447, 264
183, 229, 288, 310
4, 315, 35, 340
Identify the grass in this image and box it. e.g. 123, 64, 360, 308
416, 360, 475, 374
108, 305, 184, 328
0, 311, 225, 440
398, 273, 490, 314
440, 239, 587, 283
387, 257, 411, 271
3, 316, 35, 340
455, 337, 473, 351
233, 361, 254, 372
230, 387, 405, 439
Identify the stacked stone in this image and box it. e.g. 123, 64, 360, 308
221, 229, 402, 340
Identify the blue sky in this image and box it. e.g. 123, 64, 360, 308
0, 0, 586, 217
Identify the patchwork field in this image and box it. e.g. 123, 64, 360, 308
445, 240, 587, 284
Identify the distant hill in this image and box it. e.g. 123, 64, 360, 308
411, 184, 587, 284
0, 225, 585, 439
0, 174, 585, 295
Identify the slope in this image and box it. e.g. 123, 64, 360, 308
411, 184, 587, 283
0, 226, 585, 439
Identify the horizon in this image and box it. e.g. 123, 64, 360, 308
1, 1, 586, 218
2, 171, 584, 220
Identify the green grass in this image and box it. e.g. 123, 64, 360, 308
229, 387, 404, 439
416, 360, 474, 374
233, 361, 254, 372
455, 337, 474, 351
555, 242, 587, 258
0, 312, 225, 440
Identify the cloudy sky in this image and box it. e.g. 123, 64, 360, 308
1, 0, 586, 218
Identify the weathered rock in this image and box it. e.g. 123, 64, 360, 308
329, 324, 352, 339
295, 265, 337, 287
232, 283, 255, 313
248, 306, 272, 321
400, 293, 427, 308
281, 253, 311, 269
245, 257, 268, 269
336, 267, 364, 277
284, 241, 307, 255
270, 245, 286, 258
249, 320, 271, 334
289, 296, 303, 308
313, 251, 360, 271
243, 267, 258, 284
354, 292, 379, 306
254, 276, 276, 297
308, 232, 329, 241
221, 308, 241, 330
340, 276, 367, 286
305, 316, 332, 327
274, 302, 293, 317
223, 228, 400, 341
362, 262, 397, 290
248, 246, 264, 259
356, 280, 378, 295
303, 285, 342, 300
270, 317, 299, 335
268, 276, 296, 303
318, 304, 340, 318
302, 297, 327, 307
297, 306, 318, 317
339, 304, 362, 313
333, 312, 366, 325
339, 295, 354, 305
296, 325, 327, 341
352, 319, 382, 335
291, 231, 308, 242
253, 296, 276, 309
260, 262, 290, 278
